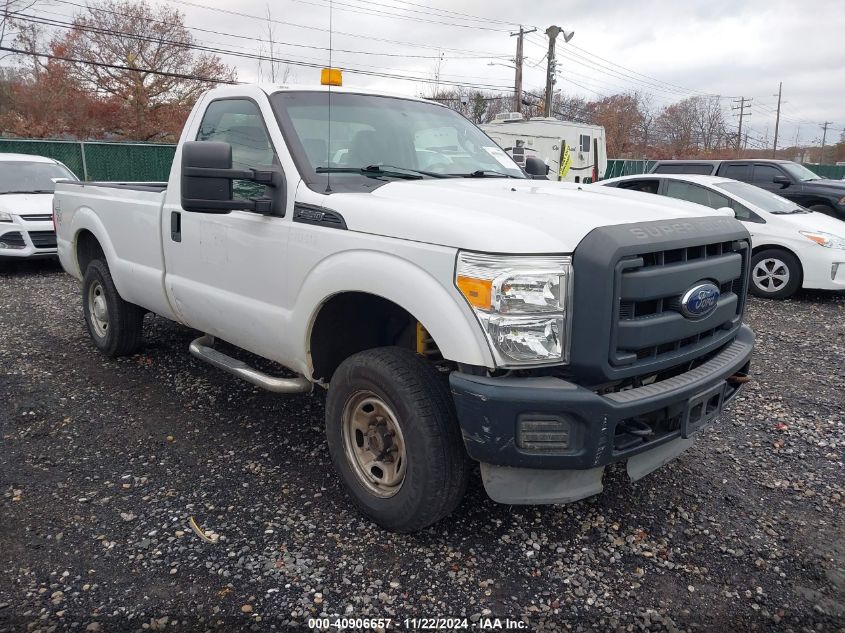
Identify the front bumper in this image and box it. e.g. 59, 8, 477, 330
0, 220, 57, 258
800, 246, 845, 290
450, 325, 754, 502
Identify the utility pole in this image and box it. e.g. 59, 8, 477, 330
511, 25, 536, 113
772, 82, 782, 157
732, 96, 752, 153
820, 121, 833, 164
542, 26, 572, 117
544, 26, 561, 116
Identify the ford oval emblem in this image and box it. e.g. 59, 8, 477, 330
680, 282, 720, 319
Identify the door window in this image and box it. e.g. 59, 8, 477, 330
617, 178, 660, 194
196, 99, 277, 199
751, 164, 784, 186
730, 200, 765, 223
665, 180, 731, 209
683, 164, 715, 174
721, 164, 748, 181
653, 164, 685, 174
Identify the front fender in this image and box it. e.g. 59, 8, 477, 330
289, 250, 495, 375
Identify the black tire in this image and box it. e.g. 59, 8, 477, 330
325, 347, 470, 532
749, 248, 802, 300
81, 259, 145, 357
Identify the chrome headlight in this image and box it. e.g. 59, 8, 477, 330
456, 252, 572, 367
0, 211, 13, 223
800, 231, 845, 250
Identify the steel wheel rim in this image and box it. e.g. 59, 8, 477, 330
88, 281, 109, 337
752, 258, 790, 293
341, 391, 407, 498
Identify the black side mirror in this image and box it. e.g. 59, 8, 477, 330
524, 156, 550, 179
772, 175, 791, 188
180, 141, 283, 215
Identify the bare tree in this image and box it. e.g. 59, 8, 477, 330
636, 93, 658, 157
655, 98, 697, 156
1, 0, 39, 60
257, 5, 292, 84
693, 96, 727, 152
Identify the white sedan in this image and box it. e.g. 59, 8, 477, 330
0, 153, 78, 263
598, 173, 845, 299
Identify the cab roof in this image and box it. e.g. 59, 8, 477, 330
257, 83, 434, 104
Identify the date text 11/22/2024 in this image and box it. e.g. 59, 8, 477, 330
307, 617, 529, 630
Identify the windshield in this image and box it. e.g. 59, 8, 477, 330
781, 162, 821, 181
715, 180, 808, 214
0, 161, 77, 194
270, 91, 525, 191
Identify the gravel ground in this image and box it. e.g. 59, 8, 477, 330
1, 260, 843, 633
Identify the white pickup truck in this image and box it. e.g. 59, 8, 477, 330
54, 82, 755, 532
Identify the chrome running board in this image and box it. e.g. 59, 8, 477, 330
189, 334, 312, 394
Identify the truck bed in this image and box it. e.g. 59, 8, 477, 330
55, 180, 176, 322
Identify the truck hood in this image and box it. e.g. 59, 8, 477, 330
0, 192, 54, 216
319, 179, 730, 252
800, 179, 845, 194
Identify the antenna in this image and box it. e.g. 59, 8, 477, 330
325, 0, 333, 193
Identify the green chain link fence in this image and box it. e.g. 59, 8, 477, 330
604, 159, 845, 180
2, 139, 844, 183
0, 138, 176, 181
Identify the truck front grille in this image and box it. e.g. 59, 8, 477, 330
569, 216, 752, 385
28, 230, 57, 249
21, 214, 53, 222
612, 240, 749, 367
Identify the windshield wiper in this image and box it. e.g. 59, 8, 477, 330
450, 170, 520, 179
316, 165, 449, 180
316, 166, 421, 180
0, 189, 54, 194
367, 164, 452, 178
771, 208, 809, 214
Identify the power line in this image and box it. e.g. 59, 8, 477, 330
568, 42, 732, 98
525, 32, 732, 101
0, 44, 237, 83
1, 26, 516, 93
11, 8, 516, 82
163, 0, 513, 57
288, 0, 511, 32
382, 0, 523, 27
43, 0, 495, 59
289, 0, 513, 31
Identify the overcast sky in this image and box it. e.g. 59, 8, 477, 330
21, 0, 845, 148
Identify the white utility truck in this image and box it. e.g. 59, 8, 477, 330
481, 113, 607, 183
54, 80, 754, 532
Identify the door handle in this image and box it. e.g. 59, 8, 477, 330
171, 211, 181, 242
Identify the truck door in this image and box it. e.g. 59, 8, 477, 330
162, 96, 292, 361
